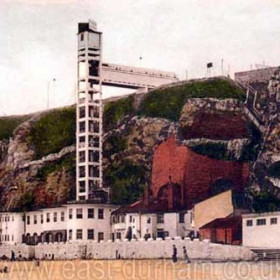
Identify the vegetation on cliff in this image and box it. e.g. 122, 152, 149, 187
28, 107, 76, 159
105, 159, 146, 205
0, 115, 31, 140
0, 77, 257, 210
138, 78, 245, 121
104, 96, 134, 131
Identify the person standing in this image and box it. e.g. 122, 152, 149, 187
183, 246, 191, 263
172, 245, 177, 263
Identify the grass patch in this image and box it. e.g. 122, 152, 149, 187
29, 107, 76, 159
138, 78, 245, 121
104, 160, 146, 205
104, 96, 134, 131
103, 135, 128, 158
0, 115, 31, 140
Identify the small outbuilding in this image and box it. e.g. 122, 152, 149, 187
199, 215, 242, 245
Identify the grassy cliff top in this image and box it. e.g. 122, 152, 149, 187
104, 77, 245, 129
0, 77, 245, 157
0, 115, 32, 141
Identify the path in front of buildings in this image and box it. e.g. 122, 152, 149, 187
0, 259, 279, 280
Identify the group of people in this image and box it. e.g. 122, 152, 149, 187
172, 245, 191, 263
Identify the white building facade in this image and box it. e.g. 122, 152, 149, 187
0, 203, 117, 246
243, 212, 280, 248
112, 210, 193, 240
0, 212, 24, 245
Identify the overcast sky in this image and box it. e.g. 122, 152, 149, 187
1, 0, 280, 115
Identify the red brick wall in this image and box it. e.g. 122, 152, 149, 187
151, 136, 249, 209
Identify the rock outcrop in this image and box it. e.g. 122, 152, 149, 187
0, 77, 261, 210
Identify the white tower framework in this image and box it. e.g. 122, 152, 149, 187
76, 20, 107, 202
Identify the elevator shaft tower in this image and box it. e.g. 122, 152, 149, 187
76, 20, 105, 202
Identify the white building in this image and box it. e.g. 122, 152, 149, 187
0, 203, 117, 246
243, 212, 280, 248
112, 205, 193, 240
0, 212, 24, 245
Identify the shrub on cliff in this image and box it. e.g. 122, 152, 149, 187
0, 115, 31, 140
104, 160, 146, 205
104, 96, 134, 131
28, 107, 76, 159
138, 78, 245, 121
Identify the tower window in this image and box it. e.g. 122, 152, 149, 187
81, 33, 84, 41
79, 181, 86, 192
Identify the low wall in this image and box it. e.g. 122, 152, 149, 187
0, 244, 35, 259
0, 239, 255, 261
36, 238, 255, 261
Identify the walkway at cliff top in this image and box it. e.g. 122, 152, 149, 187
0, 259, 279, 280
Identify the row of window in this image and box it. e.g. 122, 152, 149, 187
25, 208, 104, 225
68, 208, 104, 220
246, 217, 278, 227
113, 213, 186, 224
26, 212, 65, 225
0, 235, 14, 242
0, 216, 14, 223
68, 229, 104, 241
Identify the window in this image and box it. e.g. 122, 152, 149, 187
157, 214, 164, 224
98, 232, 104, 242
41, 214, 44, 224
271, 217, 278, 225
69, 209, 73, 219
34, 215, 37, 225
46, 213, 50, 223
246, 220, 253, 227
88, 229, 94, 240
121, 215, 125, 223
116, 232, 121, 239
256, 218, 266, 226
27, 216, 30, 225
61, 212, 65, 222
179, 213, 185, 224
77, 209, 83, 219
79, 181, 86, 193
69, 230, 72, 240
79, 151, 85, 163
129, 216, 133, 223
76, 229, 83, 240
98, 209, 104, 219
88, 208, 94, 219
81, 33, 84, 41
54, 212, 57, 222
79, 166, 85, 178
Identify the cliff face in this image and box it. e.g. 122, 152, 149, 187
0, 77, 259, 210
248, 68, 280, 211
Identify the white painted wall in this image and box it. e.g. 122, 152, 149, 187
112, 211, 193, 240
0, 213, 24, 245
66, 204, 117, 242
243, 212, 280, 248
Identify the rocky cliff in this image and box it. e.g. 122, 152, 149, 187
0, 77, 261, 211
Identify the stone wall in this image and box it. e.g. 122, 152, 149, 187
235, 67, 277, 84
32, 238, 255, 261
0, 239, 255, 261
0, 244, 35, 259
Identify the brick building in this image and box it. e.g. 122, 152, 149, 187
151, 136, 249, 210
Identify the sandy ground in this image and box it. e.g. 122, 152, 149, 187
0, 259, 280, 280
